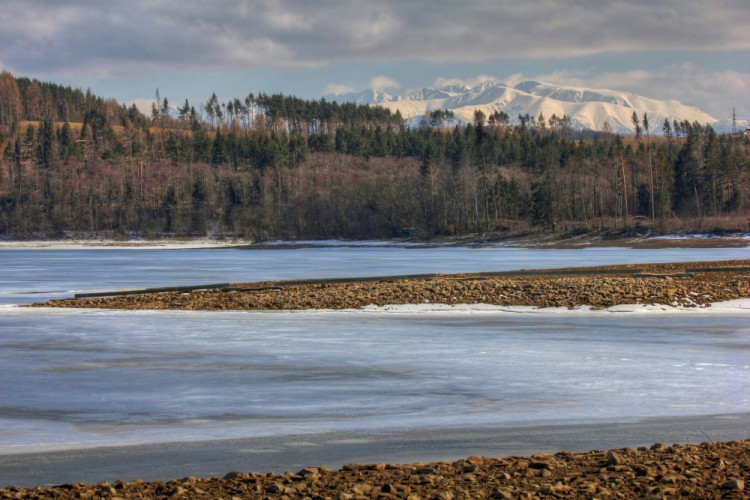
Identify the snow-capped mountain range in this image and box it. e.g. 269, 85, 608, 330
328, 80, 744, 134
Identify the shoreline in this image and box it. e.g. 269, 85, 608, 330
1, 232, 749, 250
35, 260, 750, 311
1, 415, 748, 496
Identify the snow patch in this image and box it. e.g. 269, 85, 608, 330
0, 238, 253, 250
357, 299, 750, 315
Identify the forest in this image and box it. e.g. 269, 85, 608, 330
0, 70, 749, 241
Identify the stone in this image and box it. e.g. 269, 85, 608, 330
605, 452, 624, 466
528, 461, 552, 470
414, 466, 437, 475
168, 486, 187, 497
719, 479, 744, 490
266, 483, 282, 494
462, 463, 478, 473
490, 489, 513, 499
297, 467, 321, 481
380, 483, 396, 494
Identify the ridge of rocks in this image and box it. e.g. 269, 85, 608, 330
36, 260, 750, 311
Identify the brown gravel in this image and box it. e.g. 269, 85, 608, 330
35, 260, 750, 311
2, 440, 748, 499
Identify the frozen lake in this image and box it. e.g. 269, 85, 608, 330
0, 244, 748, 485
1, 244, 749, 305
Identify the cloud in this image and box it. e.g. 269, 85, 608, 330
369, 75, 400, 91
501, 74, 528, 87
323, 83, 355, 95
1, 1, 746, 118
127, 98, 157, 115
433, 75, 497, 89
2, 0, 748, 77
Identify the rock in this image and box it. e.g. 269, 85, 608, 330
266, 482, 282, 494
414, 466, 437, 475
528, 461, 552, 470
167, 486, 187, 497
462, 463, 478, 473
297, 467, 321, 481
380, 483, 396, 493
605, 452, 624, 466
490, 488, 513, 499
720, 479, 744, 490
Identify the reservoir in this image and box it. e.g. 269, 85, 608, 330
0, 244, 748, 485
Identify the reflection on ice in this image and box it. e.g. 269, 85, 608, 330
1, 306, 748, 454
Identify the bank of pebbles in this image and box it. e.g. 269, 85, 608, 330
38, 260, 750, 311
2, 440, 748, 499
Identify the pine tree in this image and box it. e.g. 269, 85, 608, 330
631, 112, 642, 140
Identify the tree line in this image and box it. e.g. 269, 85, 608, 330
0, 71, 748, 240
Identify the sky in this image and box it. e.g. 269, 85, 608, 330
1, 0, 748, 121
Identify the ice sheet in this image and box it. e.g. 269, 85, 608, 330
1, 246, 748, 460
1, 306, 748, 454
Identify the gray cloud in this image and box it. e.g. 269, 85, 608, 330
2, 0, 747, 119
1, 0, 748, 76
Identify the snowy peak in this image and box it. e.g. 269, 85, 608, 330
514, 81, 629, 107
331, 88, 394, 105
327, 80, 722, 134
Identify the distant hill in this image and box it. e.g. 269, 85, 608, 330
327, 80, 744, 134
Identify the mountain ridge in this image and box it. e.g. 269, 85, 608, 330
328, 80, 743, 134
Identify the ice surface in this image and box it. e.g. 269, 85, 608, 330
1, 246, 749, 458
1, 306, 748, 454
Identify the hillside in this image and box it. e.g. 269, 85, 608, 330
1, 71, 749, 241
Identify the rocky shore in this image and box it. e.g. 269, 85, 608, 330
2, 440, 747, 499
36, 260, 750, 311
